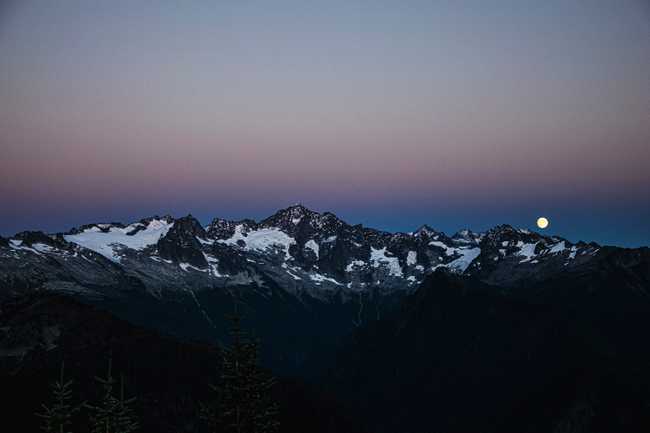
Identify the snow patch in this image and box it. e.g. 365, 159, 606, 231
9, 239, 41, 255
203, 253, 223, 277
218, 225, 296, 259
32, 243, 55, 253
64, 219, 173, 262
429, 241, 456, 256
304, 240, 319, 259
407, 251, 417, 266
150, 256, 173, 264
446, 247, 481, 272
196, 237, 215, 245
370, 247, 403, 277
517, 242, 538, 263
549, 241, 566, 254
179, 262, 206, 272
568, 246, 578, 260
285, 267, 302, 280
309, 273, 342, 285
346, 260, 366, 272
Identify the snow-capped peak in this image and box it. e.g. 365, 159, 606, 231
63, 217, 174, 262
1, 207, 606, 299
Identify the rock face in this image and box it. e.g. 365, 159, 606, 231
0, 204, 647, 372
157, 215, 208, 268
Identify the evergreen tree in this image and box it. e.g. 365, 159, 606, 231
114, 375, 139, 433
203, 303, 279, 433
553, 399, 594, 433
37, 362, 80, 433
86, 356, 138, 433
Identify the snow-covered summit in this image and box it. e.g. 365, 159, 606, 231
62, 217, 174, 262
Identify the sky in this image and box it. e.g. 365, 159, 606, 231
1, 0, 649, 247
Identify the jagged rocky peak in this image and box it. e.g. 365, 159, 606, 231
482, 224, 578, 251
451, 228, 481, 245
128, 214, 175, 235
260, 204, 345, 235
64, 215, 174, 237
485, 224, 517, 236
316, 211, 346, 233
481, 224, 524, 245
140, 214, 175, 224
156, 214, 208, 267
66, 221, 126, 235
360, 226, 392, 247
13, 231, 58, 246
414, 224, 439, 238
206, 217, 257, 240
261, 204, 318, 228
580, 240, 600, 249
465, 224, 605, 284
169, 214, 206, 238
9, 231, 71, 252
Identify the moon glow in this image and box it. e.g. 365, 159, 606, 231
537, 217, 549, 229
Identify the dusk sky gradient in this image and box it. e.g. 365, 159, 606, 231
1, 1, 649, 246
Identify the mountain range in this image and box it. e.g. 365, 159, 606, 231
2, 204, 650, 431
0, 204, 645, 372
0, 204, 607, 296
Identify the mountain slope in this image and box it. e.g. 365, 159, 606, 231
326, 267, 650, 433
0, 292, 366, 433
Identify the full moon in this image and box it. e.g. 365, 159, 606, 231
537, 217, 549, 229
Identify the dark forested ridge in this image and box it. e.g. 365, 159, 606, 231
0, 293, 366, 433
326, 269, 650, 433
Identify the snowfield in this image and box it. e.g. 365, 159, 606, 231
370, 247, 403, 277
446, 247, 481, 272
218, 225, 296, 259
63, 219, 173, 262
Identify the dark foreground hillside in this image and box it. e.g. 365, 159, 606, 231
327, 270, 650, 433
0, 293, 365, 433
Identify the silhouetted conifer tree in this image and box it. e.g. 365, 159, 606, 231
553, 399, 594, 433
37, 362, 80, 433
203, 303, 279, 433
86, 355, 138, 433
